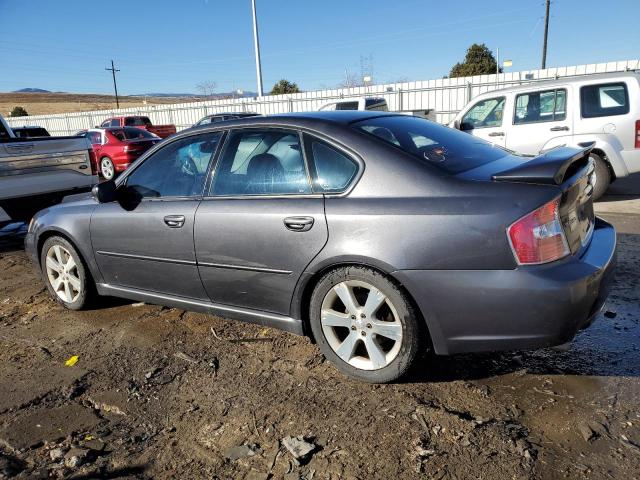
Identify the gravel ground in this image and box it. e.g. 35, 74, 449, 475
0, 190, 638, 479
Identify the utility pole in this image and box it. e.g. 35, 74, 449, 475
250, 0, 264, 97
105, 60, 120, 108
541, 0, 550, 69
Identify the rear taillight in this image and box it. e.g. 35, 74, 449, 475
88, 149, 97, 175
635, 120, 640, 149
507, 197, 569, 265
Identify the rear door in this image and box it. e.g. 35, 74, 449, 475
459, 95, 507, 147
194, 128, 327, 315
505, 87, 572, 155
91, 131, 222, 299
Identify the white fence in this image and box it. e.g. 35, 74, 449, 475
7, 59, 639, 136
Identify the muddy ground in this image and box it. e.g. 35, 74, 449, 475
0, 188, 639, 479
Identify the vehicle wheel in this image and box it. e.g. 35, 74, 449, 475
40, 236, 93, 310
309, 266, 423, 383
590, 153, 611, 200
100, 157, 115, 180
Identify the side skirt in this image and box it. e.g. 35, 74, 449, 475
96, 283, 304, 336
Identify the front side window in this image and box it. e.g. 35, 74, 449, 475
581, 82, 629, 118
514, 89, 566, 124
211, 129, 311, 196
305, 136, 358, 192
125, 132, 221, 198
461, 97, 505, 129
110, 119, 120, 127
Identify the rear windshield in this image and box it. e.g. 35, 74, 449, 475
353, 115, 509, 174
124, 117, 151, 126
111, 128, 157, 141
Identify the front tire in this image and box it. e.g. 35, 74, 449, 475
590, 153, 611, 200
309, 266, 423, 383
40, 236, 93, 310
100, 157, 115, 180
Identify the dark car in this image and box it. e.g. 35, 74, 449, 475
193, 112, 259, 127
25, 112, 616, 383
12, 126, 50, 138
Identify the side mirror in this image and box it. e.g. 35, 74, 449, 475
459, 121, 473, 131
453, 120, 461, 130
92, 180, 117, 203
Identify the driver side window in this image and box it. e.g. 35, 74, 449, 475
125, 132, 221, 199
461, 96, 505, 129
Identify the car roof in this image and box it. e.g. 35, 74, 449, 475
474, 71, 640, 97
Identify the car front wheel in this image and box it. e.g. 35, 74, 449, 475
40, 236, 93, 310
309, 266, 423, 383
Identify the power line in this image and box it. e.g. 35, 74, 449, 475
541, 0, 551, 69
105, 60, 120, 108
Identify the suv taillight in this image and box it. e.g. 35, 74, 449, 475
635, 120, 640, 149
507, 198, 570, 265
88, 149, 97, 175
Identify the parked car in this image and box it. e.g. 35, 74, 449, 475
76, 127, 161, 180
0, 114, 97, 224
25, 112, 615, 383
319, 97, 389, 111
99, 116, 176, 139
450, 72, 640, 199
193, 112, 259, 127
11, 126, 51, 138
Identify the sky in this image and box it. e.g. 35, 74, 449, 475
0, 0, 638, 95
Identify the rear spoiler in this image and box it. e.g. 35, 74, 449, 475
492, 145, 593, 186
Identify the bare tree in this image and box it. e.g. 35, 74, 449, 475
338, 68, 362, 89
196, 80, 217, 98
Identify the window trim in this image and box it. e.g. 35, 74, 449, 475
580, 82, 630, 119
115, 130, 224, 201
461, 96, 506, 130
205, 126, 315, 198
512, 88, 568, 126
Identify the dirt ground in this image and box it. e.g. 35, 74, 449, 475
0, 93, 195, 117
0, 185, 639, 479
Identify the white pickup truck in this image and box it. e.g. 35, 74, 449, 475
0, 114, 97, 224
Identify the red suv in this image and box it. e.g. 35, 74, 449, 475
77, 127, 161, 179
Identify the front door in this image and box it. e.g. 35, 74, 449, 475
194, 128, 328, 315
459, 95, 507, 148
91, 131, 222, 299
505, 87, 572, 155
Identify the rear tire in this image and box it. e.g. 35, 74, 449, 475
40, 236, 94, 310
309, 266, 423, 383
590, 153, 611, 200
100, 157, 115, 180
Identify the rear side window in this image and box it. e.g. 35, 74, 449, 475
305, 135, 358, 192
514, 89, 566, 124
581, 83, 629, 118
354, 115, 509, 174
211, 129, 311, 196
461, 97, 505, 129
335, 102, 360, 110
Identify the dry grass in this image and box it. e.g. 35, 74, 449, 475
0, 92, 198, 117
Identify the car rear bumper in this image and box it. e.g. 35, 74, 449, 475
394, 217, 616, 355
620, 149, 640, 175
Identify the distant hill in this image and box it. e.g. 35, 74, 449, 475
12, 88, 52, 93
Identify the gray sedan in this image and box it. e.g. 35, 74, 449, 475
25, 112, 616, 383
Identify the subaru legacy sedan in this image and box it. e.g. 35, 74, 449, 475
25, 112, 616, 383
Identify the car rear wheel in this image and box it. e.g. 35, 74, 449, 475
590, 153, 611, 200
41, 236, 93, 310
100, 157, 115, 180
309, 266, 423, 383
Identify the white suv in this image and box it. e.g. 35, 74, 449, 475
451, 72, 640, 198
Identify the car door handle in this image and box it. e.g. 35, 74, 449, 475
550, 126, 570, 131
164, 215, 185, 228
283, 216, 314, 232
488, 132, 504, 137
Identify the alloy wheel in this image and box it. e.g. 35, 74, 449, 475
101, 158, 114, 180
45, 245, 82, 303
320, 280, 403, 370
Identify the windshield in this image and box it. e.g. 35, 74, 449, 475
353, 115, 510, 174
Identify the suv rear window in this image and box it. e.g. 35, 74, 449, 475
581, 82, 630, 118
353, 115, 509, 174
